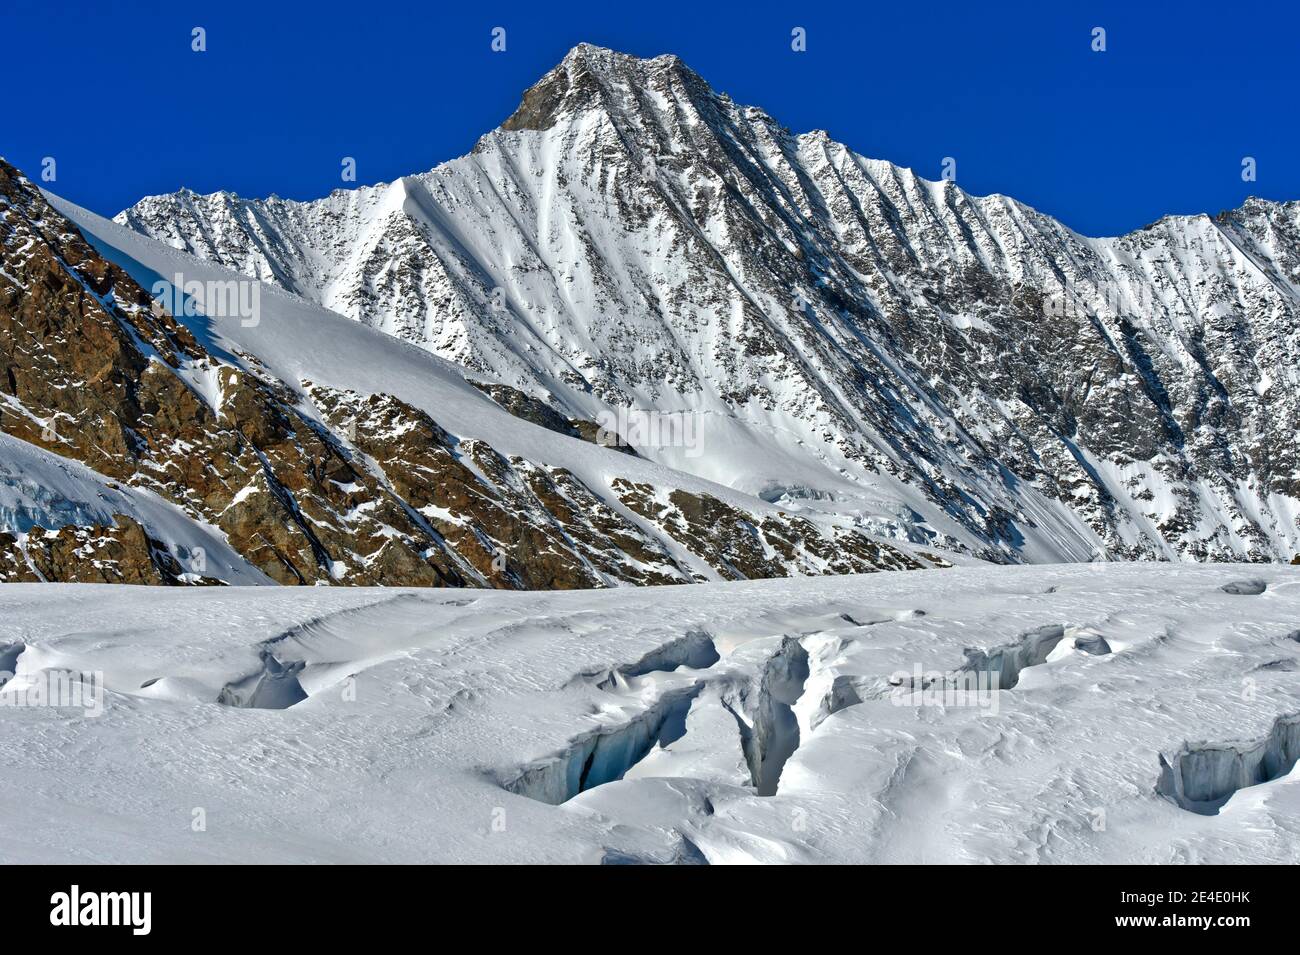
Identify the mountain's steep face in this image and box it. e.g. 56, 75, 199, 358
2, 157, 928, 585
117, 44, 1300, 564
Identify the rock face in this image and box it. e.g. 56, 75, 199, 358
612, 480, 923, 579
471, 382, 639, 456
1, 157, 925, 586
116, 44, 1300, 564
1, 517, 190, 585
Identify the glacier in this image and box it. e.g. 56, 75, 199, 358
1, 562, 1298, 863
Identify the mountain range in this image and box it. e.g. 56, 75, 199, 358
4, 43, 1300, 585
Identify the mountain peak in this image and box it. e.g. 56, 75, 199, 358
559, 42, 682, 71
501, 44, 702, 132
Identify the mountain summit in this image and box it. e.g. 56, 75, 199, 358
114, 45, 1300, 564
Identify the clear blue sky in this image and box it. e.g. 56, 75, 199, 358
5, 0, 1295, 236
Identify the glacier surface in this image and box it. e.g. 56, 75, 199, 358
1, 562, 1298, 863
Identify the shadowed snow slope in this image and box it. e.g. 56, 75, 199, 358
1, 562, 1298, 863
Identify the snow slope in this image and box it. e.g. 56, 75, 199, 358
2, 562, 1298, 863
49, 193, 974, 571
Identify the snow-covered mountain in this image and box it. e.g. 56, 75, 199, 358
117, 44, 1300, 565
1, 156, 941, 585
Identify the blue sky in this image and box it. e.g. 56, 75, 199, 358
5, 0, 1294, 236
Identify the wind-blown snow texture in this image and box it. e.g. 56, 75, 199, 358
117, 45, 1300, 565
2, 563, 1299, 863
